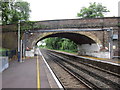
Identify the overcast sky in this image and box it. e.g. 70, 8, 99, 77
24, 0, 120, 21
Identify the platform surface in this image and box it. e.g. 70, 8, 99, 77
2, 54, 59, 89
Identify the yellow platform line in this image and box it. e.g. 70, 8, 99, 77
37, 55, 40, 90
81, 56, 107, 60
81, 56, 120, 64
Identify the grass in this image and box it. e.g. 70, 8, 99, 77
40, 47, 77, 54
0, 48, 9, 52
39, 46, 78, 54
0, 48, 9, 56
57, 49, 77, 54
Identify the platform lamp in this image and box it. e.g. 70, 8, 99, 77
18, 20, 25, 62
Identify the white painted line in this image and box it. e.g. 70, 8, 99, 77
38, 49, 64, 89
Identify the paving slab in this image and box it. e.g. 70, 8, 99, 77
2, 57, 37, 88
2, 54, 60, 89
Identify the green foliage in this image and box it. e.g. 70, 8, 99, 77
57, 50, 77, 54
0, 2, 10, 25
45, 37, 62, 49
77, 2, 109, 18
44, 37, 78, 52
118, 23, 120, 27
0, 48, 9, 52
0, 0, 31, 25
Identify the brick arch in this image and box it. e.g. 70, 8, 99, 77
32, 31, 102, 47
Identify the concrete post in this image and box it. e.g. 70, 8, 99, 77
118, 1, 120, 17
20, 40, 22, 62
108, 28, 113, 59
24, 32, 27, 57
18, 20, 20, 62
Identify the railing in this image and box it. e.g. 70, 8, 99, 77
0, 57, 9, 72
0, 50, 16, 59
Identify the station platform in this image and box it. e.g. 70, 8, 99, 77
2, 50, 62, 89
49, 49, 120, 65
81, 56, 120, 64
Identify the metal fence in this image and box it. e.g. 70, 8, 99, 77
0, 50, 16, 59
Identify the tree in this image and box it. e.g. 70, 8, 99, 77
77, 2, 109, 18
45, 37, 62, 49
44, 37, 78, 52
0, 2, 10, 24
0, 0, 31, 25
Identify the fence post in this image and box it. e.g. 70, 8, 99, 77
6, 50, 8, 56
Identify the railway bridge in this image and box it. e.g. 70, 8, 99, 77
2, 17, 120, 59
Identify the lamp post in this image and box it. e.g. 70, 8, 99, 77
18, 20, 20, 62
18, 20, 24, 62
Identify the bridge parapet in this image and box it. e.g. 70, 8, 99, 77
34, 17, 119, 30
1, 17, 120, 32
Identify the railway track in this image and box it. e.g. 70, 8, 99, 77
47, 54, 100, 90
41, 49, 120, 89
41, 50, 91, 89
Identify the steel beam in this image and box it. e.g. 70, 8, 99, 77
28, 28, 112, 33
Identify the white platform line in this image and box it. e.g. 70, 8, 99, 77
38, 49, 64, 89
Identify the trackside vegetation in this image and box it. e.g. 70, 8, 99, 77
39, 37, 78, 53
